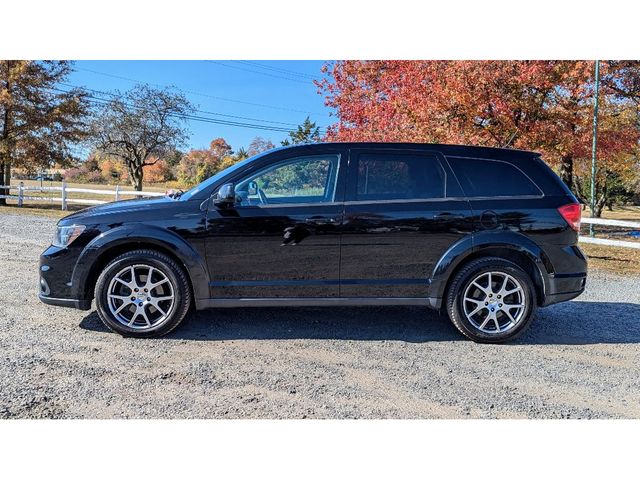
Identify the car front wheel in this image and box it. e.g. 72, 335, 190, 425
446, 257, 536, 343
95, 249, 191, 338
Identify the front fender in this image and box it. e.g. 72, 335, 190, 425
428, 230, 550, 306
70, 224, 210, 303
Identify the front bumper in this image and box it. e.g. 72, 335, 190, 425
38, 245, 91, 311
38, 293, 91, 310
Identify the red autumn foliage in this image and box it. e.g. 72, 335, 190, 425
317, 61, 640, 189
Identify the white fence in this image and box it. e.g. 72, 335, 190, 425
0, 182, 165, 210
579, 217, 640, 249
1, 183, 639, 249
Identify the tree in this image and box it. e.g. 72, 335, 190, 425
90, 85, 193, 190
177, 137, 232, 187
0, 60, 89, 204
281, 116, 321, 146
208, 137, 233, 159
317, 60, 640, 207
247, 136, 275, 155
234, 147, 249, 161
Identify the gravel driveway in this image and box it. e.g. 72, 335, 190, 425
1, 211, 639, 419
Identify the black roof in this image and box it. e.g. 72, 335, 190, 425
279, 142, 540, 160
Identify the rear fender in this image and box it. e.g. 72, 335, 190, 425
429, 231, 550, 307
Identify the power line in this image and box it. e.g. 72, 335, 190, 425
49, 86, 327, 135
58, 82, 310, 128
72, 66, 330, 117
206, 60, 315, 84
237, 60, 322, 80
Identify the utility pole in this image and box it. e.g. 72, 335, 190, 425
589, 60, 600, 236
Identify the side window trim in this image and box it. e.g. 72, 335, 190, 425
444, 155, 545, 199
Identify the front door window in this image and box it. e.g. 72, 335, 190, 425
235, 154, 340, 206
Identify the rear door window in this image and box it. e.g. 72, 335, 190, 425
447, 156, 542, 197
354, 152, 447, 201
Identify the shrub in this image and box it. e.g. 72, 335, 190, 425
144, 159, 173, 183
63, 167, 85, 182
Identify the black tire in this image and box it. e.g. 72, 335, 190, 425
446, 257, 536, 343
95, 249, 192, 338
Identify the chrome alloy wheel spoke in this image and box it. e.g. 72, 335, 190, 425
107, 264, 174, 330
462, 271, 526, 335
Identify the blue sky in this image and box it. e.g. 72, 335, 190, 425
66, 60, 335, 152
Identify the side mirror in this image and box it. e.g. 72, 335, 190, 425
213, 183, 236, 208
247, 180, 258, 196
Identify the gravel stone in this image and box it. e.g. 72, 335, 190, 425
0, 211, 639, 418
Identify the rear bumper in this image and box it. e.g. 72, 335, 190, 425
541, 272, 587, 306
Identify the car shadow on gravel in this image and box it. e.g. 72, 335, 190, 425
79, 301, 640, 345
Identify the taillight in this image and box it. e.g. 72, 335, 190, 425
557, 203, 582, 232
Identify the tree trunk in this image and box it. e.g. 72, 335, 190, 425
3, 161, 10, 189
1, 67, 11, 206
559, 155, 573, 191
0, 162, 5, 206
593, 184, 608, 218
131, 165, 143, 191
125, 160, 144, 191
0, 162, 10, 205
571, 175, 587, 205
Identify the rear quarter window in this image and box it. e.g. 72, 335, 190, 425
447, 156, 543, 198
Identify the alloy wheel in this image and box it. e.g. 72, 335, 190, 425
462, 271, 526, 334
106, 264, 175, 330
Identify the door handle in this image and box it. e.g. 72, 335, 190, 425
305, 216, 338, 225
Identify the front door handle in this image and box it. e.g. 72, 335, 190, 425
305, 216, 339, 225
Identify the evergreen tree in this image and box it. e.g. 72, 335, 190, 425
281, 116, 321, 146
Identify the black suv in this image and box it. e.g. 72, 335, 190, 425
39, 143, 587, 343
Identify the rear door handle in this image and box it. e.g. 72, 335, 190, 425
305, 216, 339, 225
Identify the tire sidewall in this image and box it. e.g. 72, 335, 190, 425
448, 259, 536, 343
95, 251, 189, 338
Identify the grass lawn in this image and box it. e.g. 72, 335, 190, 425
0, 204, 82, 219
1, 180, 171, 215
598, 205, 640, 222
17, 179, 170, 192
8, 179, 168, 203
0, 180, 172, 218
580, 243, 640, 276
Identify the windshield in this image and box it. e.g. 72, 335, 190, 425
179, 151, 272, 201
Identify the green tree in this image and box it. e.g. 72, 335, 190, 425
281, 116, 321, 146
90, 85, 193, 190
0, 60, 89, 204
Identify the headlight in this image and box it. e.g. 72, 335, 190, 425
52, 225, 86, 248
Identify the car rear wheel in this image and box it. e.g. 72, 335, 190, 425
95, 249, 191, 338
446, 257, 536, 343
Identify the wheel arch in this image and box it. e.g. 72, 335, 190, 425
71, 225, 209, 305
430, 231, 551, 308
